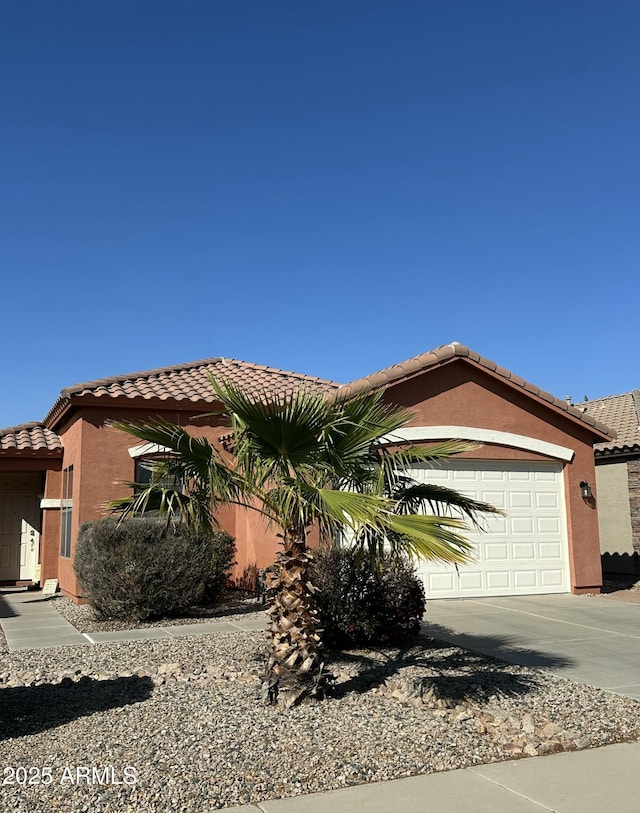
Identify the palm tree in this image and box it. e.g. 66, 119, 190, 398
109, 379, 498, 706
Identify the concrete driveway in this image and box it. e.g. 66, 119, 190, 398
421, 594, 640, 700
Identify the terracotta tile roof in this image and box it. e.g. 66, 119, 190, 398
578, 391, 640, 455
339, 342, 613, 438
0, 422, 62, 453
44, 357, 341, 428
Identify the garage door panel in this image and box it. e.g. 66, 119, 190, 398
537, 517, 560, 533
482, 469, 506, 480
536, 492, 559, 509
539, 542, 562, 559
541, 571, 564, 587
512, 542, 535, 560
452, 470, 479, 482
486, 571, 510, 590
427, 468, 451, 482
413, 460, 569, 597
508, 470, 532, 481
485, 515, 507, 534
509, 492, 533, 508
482, 491, 506, 508
484, 542, 508, 560
511, 517, 534, 533
459, 572, 483, 591
428, 572, 456, 592
513, 571, 537, 588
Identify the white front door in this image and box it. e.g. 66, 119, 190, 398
20, 519, 39, 580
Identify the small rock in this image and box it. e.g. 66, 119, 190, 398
540, 722, 562, 738
158, 662, 181, 676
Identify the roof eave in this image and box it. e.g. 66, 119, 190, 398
340, 345, 614, 442
595, 444, 640, 459
0, 447, 63, 458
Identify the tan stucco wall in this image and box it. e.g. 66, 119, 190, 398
595, 460, 635, 574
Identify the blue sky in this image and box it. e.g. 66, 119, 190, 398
1, 1, 638, 428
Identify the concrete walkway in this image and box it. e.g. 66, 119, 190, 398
228, 741, 640, 812
0, 588, 90, 649
421, 594, 640, 700
0, 588, 266, 649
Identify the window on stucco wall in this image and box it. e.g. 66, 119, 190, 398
133, 457, 180, 513
60, 465, 73, 558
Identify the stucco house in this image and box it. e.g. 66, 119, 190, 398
578, 391, 640, 576
0, 343, 612, 601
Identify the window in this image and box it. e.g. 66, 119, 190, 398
134, 457, 177, 491
134, 458, 155, 490
60, 465, 73, 558
134, 457, 180, 513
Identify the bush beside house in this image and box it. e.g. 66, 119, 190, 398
74, 518, 235, 620
312, 547, 426, 646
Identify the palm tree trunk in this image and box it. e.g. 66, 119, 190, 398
262, 535, 326, 707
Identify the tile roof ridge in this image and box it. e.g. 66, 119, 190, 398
210, 359, 341, 387
59, 356, 226, 396
338, 342, 470, 394
0, 420, 43, 433
59, 357, 341, 398
339, 342, 611, 437
0, 421, 62, 452
632, 390, 640, 426
581, 390, 637, 404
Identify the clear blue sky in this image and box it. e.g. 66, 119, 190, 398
1, 1, 638, 428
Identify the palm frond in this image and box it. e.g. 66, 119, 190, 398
392, 482, 503, 528
382, 513, 474, 563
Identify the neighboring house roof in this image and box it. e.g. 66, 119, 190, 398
339, 342, 613, 439
578, 391, 640, 456
44, 357, 341, 429
0, 422, 63, 453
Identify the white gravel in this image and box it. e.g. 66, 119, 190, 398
1, 620, 639, 813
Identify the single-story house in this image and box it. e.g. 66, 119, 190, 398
0, 343, 613, 601
577, 391, 640, 576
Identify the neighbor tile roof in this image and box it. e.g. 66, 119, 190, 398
0, 422, 62, 453
578, 391, 640, 455
44, 357, 340, 428
339, 342, 613, 438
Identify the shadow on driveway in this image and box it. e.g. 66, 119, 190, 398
0, 593, 19, 619
0, 675, 154, 739
422, 621, 576, 670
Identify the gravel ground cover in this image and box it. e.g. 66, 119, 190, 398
51, 592, 265, 632
1, 621, 639, 813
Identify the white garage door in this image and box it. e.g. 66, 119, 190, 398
411, 460, 569, 598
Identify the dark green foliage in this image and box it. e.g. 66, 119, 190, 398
202, 530, 237, 604
74, 518, 235, 620
311, 547, 426, 646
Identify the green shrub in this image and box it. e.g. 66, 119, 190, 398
202, 530, 237, 604
74, 518, 235, 620
311, 547, 426, 646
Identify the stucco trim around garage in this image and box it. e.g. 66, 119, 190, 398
381, 426, 575, 462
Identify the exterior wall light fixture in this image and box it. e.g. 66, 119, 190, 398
579, 481, 592, 499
